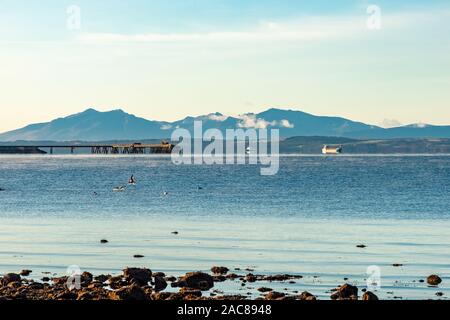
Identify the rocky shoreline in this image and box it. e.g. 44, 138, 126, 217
0, 267, 444, 301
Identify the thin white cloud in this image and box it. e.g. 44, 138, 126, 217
236, 114, 294, 129
280, 119, 294, 128
411, 122, 428, 128
74, 10, 450, 44
380, 119, 402, 128
237, 114, 274, 129
208, 114, 229, 122
75, 17, 363, 44
160, 124, 172, 130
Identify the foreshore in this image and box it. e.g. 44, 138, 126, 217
0, 267, 444, 301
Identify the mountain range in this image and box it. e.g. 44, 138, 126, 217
0, 108, 449, 141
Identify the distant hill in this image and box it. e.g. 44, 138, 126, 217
0, 109, 170, 141
0, 107, 449, 141
347, 124, 450, 139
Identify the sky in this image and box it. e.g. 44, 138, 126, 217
0, 0, 449, 132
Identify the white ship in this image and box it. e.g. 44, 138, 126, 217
322, 145, 342, 155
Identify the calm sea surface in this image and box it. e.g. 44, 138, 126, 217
0, 155, 449, 299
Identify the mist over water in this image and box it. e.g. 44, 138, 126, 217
0, 155, 449, 299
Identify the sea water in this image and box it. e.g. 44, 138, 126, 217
0, 155, 449, 299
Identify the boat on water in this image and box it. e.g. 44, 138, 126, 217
322, 145, 342, 155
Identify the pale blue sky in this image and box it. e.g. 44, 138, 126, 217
0, 0, 449, 132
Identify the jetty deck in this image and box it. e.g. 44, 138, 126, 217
0, 142, 174, 154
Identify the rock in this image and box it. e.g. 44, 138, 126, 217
123, 268, 152, 286
7, 281, 22, 289
263, 274, 301, 281
211, 266, 229, 275
330, 284, 358, 300
427, 275, 442, 286
41, 277, 50, 282
1, 273, 21, 285
153, 272, 166, 277
213, 275, 226, 282
81, 271, 93, 285
29, 282, 45, 290
77, 292, 94, 300
94, 274, 109, 283
20, 270, 32, 276
362, 291, 379, 300
109, 277, 126, 290
436, 292, 444, 297
299, 291, 316, 300
245, 274, 257, 283
265, 291, 285, 300
52, 276, 68, 286
287, 296, 300, 301
179, 272, 214, 291
257, 287, 273, 293
56, 291, 78, 300
100, 239, 108, 244
87, 282, 103, 289
143, 285, 153, 296
154, 276, 167, 292
152, 292, 183, 301
110, 285, 148, 301
165, 276, 177, 282
179, 287, 203, 297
